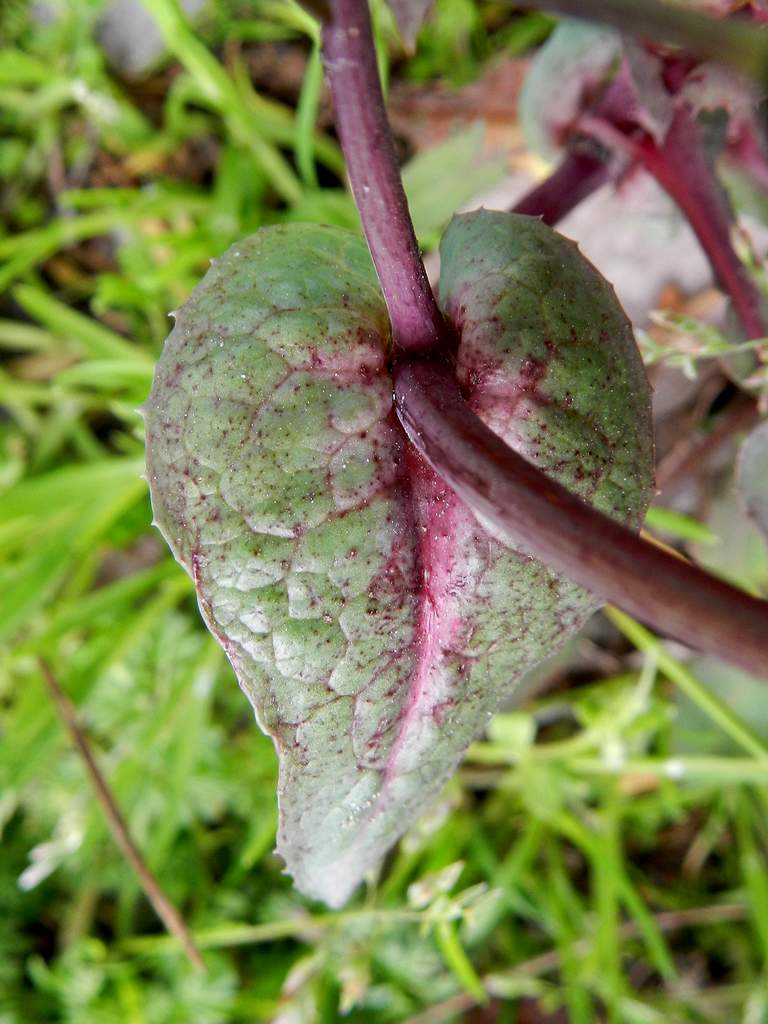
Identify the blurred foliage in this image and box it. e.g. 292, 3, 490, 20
1, 0, 768, 1020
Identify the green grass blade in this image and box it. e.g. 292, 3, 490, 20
138, 0, 303, 204
434, 919, 488, 1005
13, 285, 151, 363
295, 41, 322, 188
606, 608, 768, 761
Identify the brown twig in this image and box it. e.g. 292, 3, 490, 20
656, 397, 761, 495
38, 657, 205, 973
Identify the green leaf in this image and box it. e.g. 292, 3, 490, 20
144, 217, 652, 907
402, 125, 507, 248
518, 21, 621, 161
434, 919, 487, 1004
438, 210, 653, 532
644, 505, 717, 545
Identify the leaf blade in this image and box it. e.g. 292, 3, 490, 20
145, 218, 653, 906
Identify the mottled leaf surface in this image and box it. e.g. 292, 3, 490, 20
145, 217, 653, 906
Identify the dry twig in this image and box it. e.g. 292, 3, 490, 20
38, 656, 205, 973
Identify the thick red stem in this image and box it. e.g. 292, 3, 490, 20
395, 358, 768, 678
322, 0, 768, 678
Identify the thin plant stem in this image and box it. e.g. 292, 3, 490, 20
655, 397, 760, 494
122, 888, 746, 965
394, 358, 768, 679
124, 906, 435, 954
38, 657, 206, 974
513, 146, 614, 224
571, 757, 768, 783
322, 0, 446, 353
636, 108, 767, 341
467, 749, 768, 784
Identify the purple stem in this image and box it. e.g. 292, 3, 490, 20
572, 84, 766, 341
730, 125, 768, 192
322, 0, 446, 353
513, 147, 613, 225
321, 0, 768, 678
637, 107, 766, 340
395, 358, 768, 678
511, 68, 633, 226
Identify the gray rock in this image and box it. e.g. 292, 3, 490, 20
97, 0, 205, 75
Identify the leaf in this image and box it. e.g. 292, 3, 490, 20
676, 60, 767, 167
622, 38, 674, 143
739, 418, 768, 543
402, 124, 508, 248
518, 21, 621, 160
144, 217, 653, 906
438, 210, 653, 537
386, 0, 435, 50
